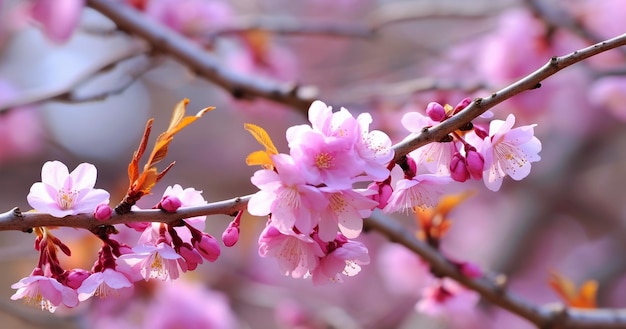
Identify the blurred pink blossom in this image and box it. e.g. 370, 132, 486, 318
29, 0, 85, 43
142, 0, 233, 37
416, 278, 480, 317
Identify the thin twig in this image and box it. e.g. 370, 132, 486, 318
86, 0, 317, 111
392, 32, 626, 162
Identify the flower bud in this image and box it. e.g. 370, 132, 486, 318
453, 97, 472, 113
459, 262, 483, 279
222, 225, 240, 247
465, 149, 484, 180
65, 268, 90, 289
178, 244, 203, 272
404, 155, 417, 178
449, 153, 469, 182
194, 233, 221, 262
159, 195, 182, 213
94, 203, 113, 221
426, 102, 446, 122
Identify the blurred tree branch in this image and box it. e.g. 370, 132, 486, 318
87, 0, 318, 112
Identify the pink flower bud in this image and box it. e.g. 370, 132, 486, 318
65, 268, 90, 289
459, 262, 483, 279
94, 203, 113, 221
405, 155, 417, 178
159, 195, 182, 213
426, 102, 446, 121
453, 97, 472, 113
465, 149, 484, 180
194, 233, 221, 262
377, 183, 393, 209
178, 245, 203, 272
222, 225, 240, 247
449, 153, 469, 182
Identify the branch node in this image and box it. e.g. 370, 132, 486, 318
531, 82, 542, 90
12, 207, 23, 218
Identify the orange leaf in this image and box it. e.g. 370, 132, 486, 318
119, 100, 214, 211
246, 150, 274, 168
549, 272, 597, 309
244, 123, 278, 156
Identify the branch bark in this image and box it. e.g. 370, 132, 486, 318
86, 0, 317, 111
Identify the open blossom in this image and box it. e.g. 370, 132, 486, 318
355, 113, 394, 181
248, 153, 327, 234
478, 114, 542, 191
311, 238, 370, 285
402, 111, 456, 175
116, 243, 183, 282
258, 225, 324, 279
27, 161, 110, 218
383, 174, 451, 213
11, 274, 78, 312
288, 128, 361, 189
77, 269, 133, 301
317, 188, 378, 242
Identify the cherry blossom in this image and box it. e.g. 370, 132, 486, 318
401, 111, 456, 175
258, 225, 324, 278
11, 273, 78, 313
317, 188, 378, 241
311, 237, 370, 284
116, 243, 183, 282
248, 153, 327, 234
478, 114, 542, 191
383, 174, 451, 213
27, 161, 110, 218
77, 268, 134, 301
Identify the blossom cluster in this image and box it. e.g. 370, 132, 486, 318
246, 99, 541, 283
12, 161, 219, 312
10, 98, 542, 314
248, 100, 394, 282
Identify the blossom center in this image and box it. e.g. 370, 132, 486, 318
315, 152, 334, 169
57, 189, 79, 210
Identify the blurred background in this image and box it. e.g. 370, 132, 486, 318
0, 0, 626, 328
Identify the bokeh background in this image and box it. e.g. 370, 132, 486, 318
1, 0, 626, 328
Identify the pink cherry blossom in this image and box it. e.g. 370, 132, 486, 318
77, 268, 134, 301
248, 153, 327, 234
317, 188, 378, 242
11, 274, 78, 312
162, 184, 207, 229
383, 174, 451, 213
311, 239, 370, 285
288, 128, 361, 189
27, 161, 110, 218
416, 278, 480, 317
401, 111, 456, 175
258, 225, 324, 278
116, 243, 183, 282
478, 114, 542, 191
354, 112, 394, 181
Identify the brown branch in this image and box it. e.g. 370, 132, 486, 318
1, 14, 625, 327
86, 0, 317, 111
392, 32, 626, 162
0, 195, 250, 232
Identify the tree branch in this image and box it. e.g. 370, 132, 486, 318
0, 195, 250, 232
392, 32, 626, 162
86, 0, 317, 111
